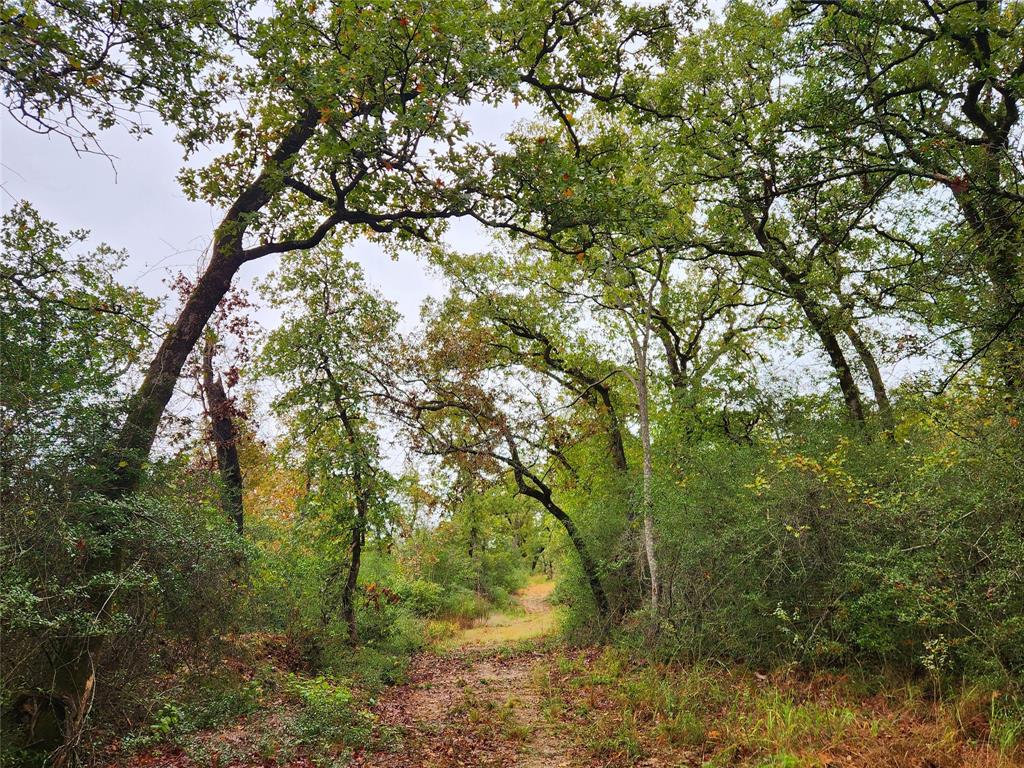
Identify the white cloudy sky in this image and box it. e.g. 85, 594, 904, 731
1, 100, 527, 334
1, 97, 541, 465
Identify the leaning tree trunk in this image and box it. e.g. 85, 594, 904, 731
844, 324, 895, 435
505, 445, 610, 619
105, 107, 319, 499
42, 109, 320, 768
744, 208, 867, 424
202, 337, 244, 534
532, 489, 610, 619
769, 256, 866, 424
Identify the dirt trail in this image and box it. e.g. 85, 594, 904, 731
355, 580, 575, 768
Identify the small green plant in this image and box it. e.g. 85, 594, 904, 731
149, 702, 188, 741
988, 693, 1024, 753
286, 675, 373, 758
656, 709, 705, 747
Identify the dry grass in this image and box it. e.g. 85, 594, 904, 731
537, 648, 1024, 767
435, 579, 561, 650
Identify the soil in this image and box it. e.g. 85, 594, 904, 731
354, 579, 576, 768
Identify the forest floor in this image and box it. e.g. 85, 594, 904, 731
352, 579, 1022, 768
353, 578, 572, 768
104, 581, 1023, 768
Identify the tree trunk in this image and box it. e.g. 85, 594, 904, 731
628, 334, 660, 612
656, 322, 687, 391
506, 450, 609, 618
332, 388, 370, 645
597, 385, 628, 472
202, 337, 243, 534
536, 490, 610, 618
341, 489, 365, 646
743, 207, 867, 424
105, 108, 320, 498
954, 186, 1024, 395
770, 257, 866, 423
844, 324, 895, 435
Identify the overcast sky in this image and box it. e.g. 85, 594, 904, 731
1, 98, 540, 466
1, 100, 527, 334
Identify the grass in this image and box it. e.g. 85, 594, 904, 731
433, 578, 561, 650
451, 685, 532, 742
537, 648, 1024, 767
105, 632, 398, 768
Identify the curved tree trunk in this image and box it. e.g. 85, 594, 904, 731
742, 207, 866, 424
529, 487, 610, 619
504, 441, 609, 618
105, 108, 320, 498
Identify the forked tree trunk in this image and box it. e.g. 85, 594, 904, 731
105, 108, 320, 499
769, 256, 866, 424
743, 209, 867, 424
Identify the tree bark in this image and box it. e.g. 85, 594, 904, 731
844, 324, 895, 434
596, 384, 629, 472
627, 328, 660, 612
320, 347, 372, 646
105, 107, 320, 498
338, 409, 367, 646
504, 436, 609, 618
524, 483, 610, 619
770, 256, 866, 423
202, 337, 243, 534
742, 206, 867, 423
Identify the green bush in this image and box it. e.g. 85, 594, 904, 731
400, 578, 446, 616
285, 675, 372, 755
1, 477, 246, 750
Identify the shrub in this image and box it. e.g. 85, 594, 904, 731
285, 675, 372, 756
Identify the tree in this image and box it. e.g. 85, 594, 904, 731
107, 0, 507, 497
259, 250, 399, 644
402, 297, 612, 618
1, 204, 158, 759
638, 2, 898, 427
1, 202, 156, 486
795, 0, 1024, 394
201, 333, 244, 534
0, 0, 245, 153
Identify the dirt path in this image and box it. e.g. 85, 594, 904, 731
355, 580, 575, 768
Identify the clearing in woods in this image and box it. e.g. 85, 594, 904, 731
354, 578, 573, 768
